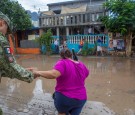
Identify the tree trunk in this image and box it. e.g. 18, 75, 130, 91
125, 32, 132, 57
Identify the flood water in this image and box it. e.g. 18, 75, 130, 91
0, 55, 135, 115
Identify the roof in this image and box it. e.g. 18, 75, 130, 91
47, 0, 104, 6
47, 0, 90, 6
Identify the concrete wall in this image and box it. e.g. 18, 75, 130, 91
47, 0, 105, 13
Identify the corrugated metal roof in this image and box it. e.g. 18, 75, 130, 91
47, 0, 98, 6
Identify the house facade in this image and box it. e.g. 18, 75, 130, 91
14, 0, 109, 54
39, 0, 109, 52
15, 11, 41, 54
40, 0, 107, 35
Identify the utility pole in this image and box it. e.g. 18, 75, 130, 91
90, 0, 91, 5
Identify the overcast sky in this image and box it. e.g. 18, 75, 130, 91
17, 0, 73, 12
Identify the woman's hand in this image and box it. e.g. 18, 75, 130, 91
33, 71, 40, 78
26, 67, 38, 72
26, 67, 39, 79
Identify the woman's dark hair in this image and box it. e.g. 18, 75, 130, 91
60, 49, 72, 59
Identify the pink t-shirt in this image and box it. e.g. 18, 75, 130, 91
53, 59, 89, 100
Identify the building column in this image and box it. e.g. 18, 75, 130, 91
64, 16, 67, 25
56, 27, 60, 36
66, 27, 69, 36
39, 29, 44, 36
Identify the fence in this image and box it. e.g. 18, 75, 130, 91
52, 34, 109, 53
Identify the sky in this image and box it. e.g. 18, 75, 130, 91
16, 0, 73, 12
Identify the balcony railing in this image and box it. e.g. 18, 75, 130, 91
39, 11, 106, 27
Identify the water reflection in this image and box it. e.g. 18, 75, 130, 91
27, 79, 57, 115
0, 55, 135, 114
6, 79, 20, 96
33, 79, 43, 95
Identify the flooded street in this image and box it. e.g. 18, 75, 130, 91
0, 55, 135, 115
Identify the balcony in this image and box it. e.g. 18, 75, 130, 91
39, 11, 106, 28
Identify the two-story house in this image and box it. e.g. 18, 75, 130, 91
39, 0, 109, 51
39, 0, 106, 35
15, 0, 108, 54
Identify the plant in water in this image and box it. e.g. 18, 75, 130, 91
82, 41, 95, 56
36, 29, 53, 55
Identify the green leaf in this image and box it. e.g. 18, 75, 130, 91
36, 29, 53, 54
100, 0, 135, 36
0, 0, 32, 32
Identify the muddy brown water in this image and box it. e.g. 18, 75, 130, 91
0, 55, 135, 115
